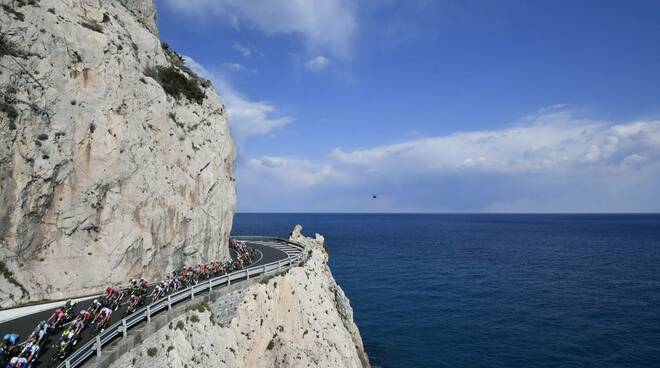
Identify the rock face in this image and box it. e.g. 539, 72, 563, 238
0, 0, 236, 307
106, 226, 371, 368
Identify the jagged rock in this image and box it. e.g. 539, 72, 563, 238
0, 0, 235, 307
118, 0, 159, 36
106, 227, 371, 368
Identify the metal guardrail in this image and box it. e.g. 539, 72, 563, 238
56, 237, 308, 368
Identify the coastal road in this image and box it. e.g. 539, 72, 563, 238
0, 238, 301, 367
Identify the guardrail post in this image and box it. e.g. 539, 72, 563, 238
147, 305, 151, 323
167, 295, 172, 310
263, 264, 267, 274
209, 279, 213, 292
191, 287, 195, 299
66, 360, 71, 368
246, 268, 250, 280
278, 260, 281, 271
96, 335, 102, 357
228, 274, 231, 286
122, 319, 127, 338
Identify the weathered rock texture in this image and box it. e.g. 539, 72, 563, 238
106, 226, 371, 368
0, 0, 236, 307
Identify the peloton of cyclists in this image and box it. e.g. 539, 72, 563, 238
0, 239, 260, 366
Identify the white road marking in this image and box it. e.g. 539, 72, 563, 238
0, 295, 99, 323
252, 249, 264, 265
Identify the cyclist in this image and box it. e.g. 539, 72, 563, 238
89, 298, 103, 313
17, 355, 31, 368
97, 307, 113, 330
58, 322, 80, 348
19, 341, 39, 361
129, 278, 138, 289
149, 284, 164, 300
79, 309, 91, 323
125, 293, 142, 312
28, 320, 50, 345
111, 288, 125, 309
71, 319, 85, 342
89, 299, 104, 323
48, 308, 65, 327
2, 333, 19, 349
63, 300, 77, 320
60, 325, 74, 341
7, 357, 28, 368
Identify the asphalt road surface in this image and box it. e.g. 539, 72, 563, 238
0, 238, 300, 367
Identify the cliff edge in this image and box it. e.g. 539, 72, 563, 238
0, 0, 235, 307
106, 226, 371, 368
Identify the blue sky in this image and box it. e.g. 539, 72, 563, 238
155, 0, 660, 212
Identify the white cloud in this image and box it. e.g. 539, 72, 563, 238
305, 56, 331, 72
329, 112, 660, 175
162, 0, 357, 57
184, 56, 293, 142
232, 42, 253, 57
223, 91, 294, 142
241, 156, 349, 188
236, 108, 660, 212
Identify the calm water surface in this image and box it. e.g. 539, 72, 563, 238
232, 214, 660, 368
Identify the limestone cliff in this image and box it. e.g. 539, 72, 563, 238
106, 226, 371, 368
0, 0, 236, 307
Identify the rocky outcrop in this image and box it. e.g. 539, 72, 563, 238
0, 0, 235, 307
117, 0, 158, 35
106, 226, 370, 368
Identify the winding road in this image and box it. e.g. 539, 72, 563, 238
0, 237, 303, 368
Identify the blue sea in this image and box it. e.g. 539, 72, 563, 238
232, 214, 660, 368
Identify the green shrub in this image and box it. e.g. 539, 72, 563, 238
145, 65, 206, 105
175, 320, 185, 330
195, 303, 206, 313
143, 44, 210, 105
146, 347, 157, 357
162, 43, 185, 69
190, 314, 200, 323
163, 66, 204, 104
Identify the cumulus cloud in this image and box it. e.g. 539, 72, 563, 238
236, 109, 660, 212
305, 56, 331, 72
329, 111, 660, 175
184, 56, 293, 142
162, 0, 357, 57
